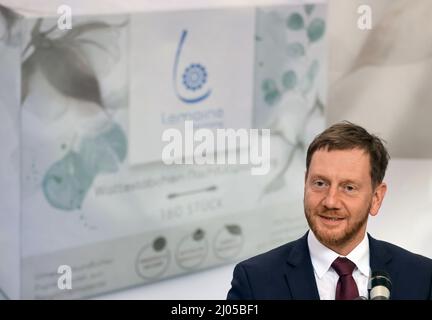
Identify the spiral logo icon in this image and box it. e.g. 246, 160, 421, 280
173, 30, 211, 104
182, 64, 207, 91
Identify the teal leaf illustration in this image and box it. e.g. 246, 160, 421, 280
43, 123, 127, 211
79, 122, 127, 174
282, 70, 297, 91
307, 18, 325, 43
304, 4, 315, 16
42, 151, 94, 211
264, 89, 281, 106
262, 79, 281, 106
226, 225, 242, 236
286, 42, 305, 58
153, 237, 167, 252
286, 13, 304, 30
193, 229, 205, 241
99, 122, 127, 162
262, 78, 277, 92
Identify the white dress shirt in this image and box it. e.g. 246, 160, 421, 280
307, 231, 370, 300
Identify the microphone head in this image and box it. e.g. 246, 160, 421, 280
369, 270, 392, 300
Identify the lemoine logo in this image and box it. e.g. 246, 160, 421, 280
173, 30, 212, 104
162, 29, 269, 175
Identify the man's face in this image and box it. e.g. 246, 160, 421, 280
304, 148, 386, 253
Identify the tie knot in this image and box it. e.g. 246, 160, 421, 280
331, 257, 356, 276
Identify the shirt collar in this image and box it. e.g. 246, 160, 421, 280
307, 230, 370, 279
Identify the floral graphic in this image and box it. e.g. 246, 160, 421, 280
43, 122, 127, 211
18, 17, 129, 212
255, 4, 326, 196
21, 18, 127, 109
182, 63, 207, 91
0, 5, 19, 45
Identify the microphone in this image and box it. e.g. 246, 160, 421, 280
369, 271, 392, 300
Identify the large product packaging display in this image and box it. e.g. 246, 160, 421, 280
0, 1, 327, 299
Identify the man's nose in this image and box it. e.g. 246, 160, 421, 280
322, 186, 341, 210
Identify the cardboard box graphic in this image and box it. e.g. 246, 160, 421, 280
0, 1, 326, 299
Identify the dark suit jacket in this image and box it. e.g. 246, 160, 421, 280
227, 232, 432, 300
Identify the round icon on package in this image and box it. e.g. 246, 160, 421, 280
135, 236, 170, 280
175, 228, 208, 270
213, 224, 244, 260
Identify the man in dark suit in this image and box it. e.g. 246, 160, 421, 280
227, 122, 432, 300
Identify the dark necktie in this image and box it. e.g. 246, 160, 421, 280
331, 257, 359, 300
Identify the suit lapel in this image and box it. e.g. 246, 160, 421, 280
368, 234, 395, 296
283, 233, 394, 299
368, 234, 392, 272
284, 233, 320, 300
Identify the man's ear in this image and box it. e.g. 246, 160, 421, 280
370, 182, 387, 216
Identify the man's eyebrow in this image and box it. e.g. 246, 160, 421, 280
309, 175, 362, 185
340, 179, 362, 186
309, 174, 329, 181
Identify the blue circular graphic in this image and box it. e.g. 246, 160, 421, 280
182, 63, 207, 91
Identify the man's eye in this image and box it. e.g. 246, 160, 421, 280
344, 185, 355, 192
313, 180, 326, 188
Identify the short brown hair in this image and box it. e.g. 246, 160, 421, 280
306, 121, 390, 187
